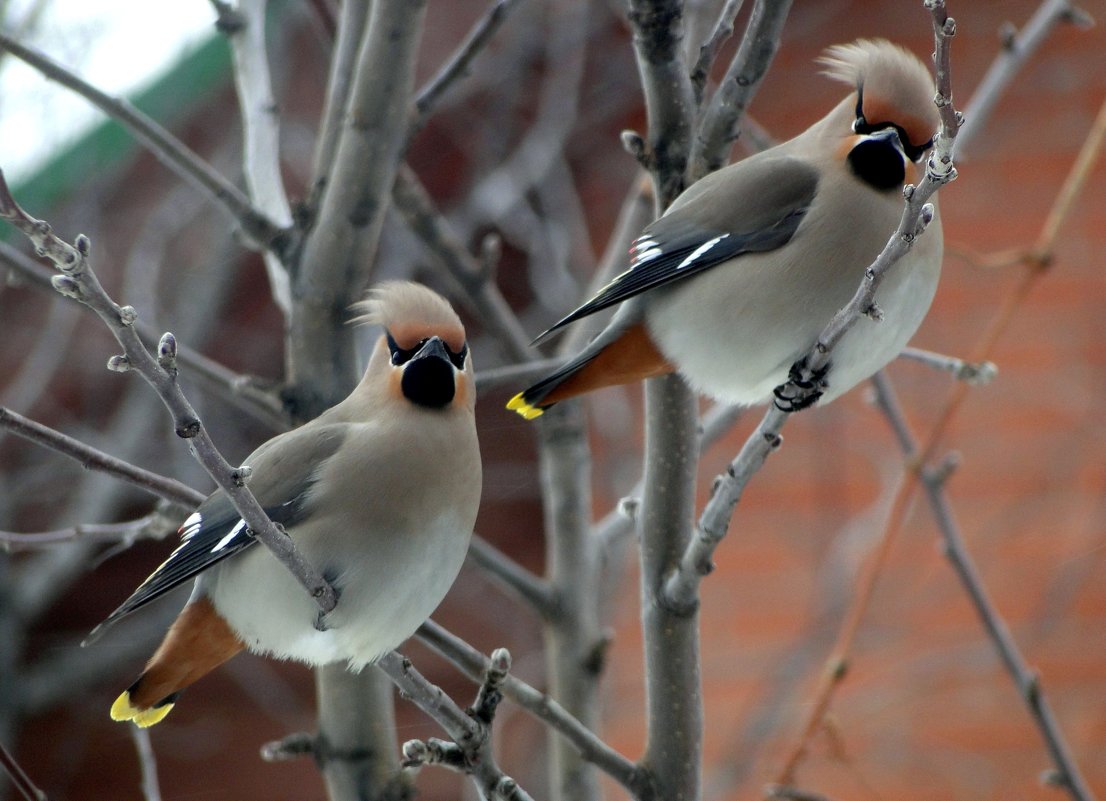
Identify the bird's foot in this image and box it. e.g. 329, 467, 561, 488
773, 358, 829, 413
313, 581, 342, 632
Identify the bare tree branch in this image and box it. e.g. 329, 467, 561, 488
626, 0, 697, 205
870, 373, 1099, 801
467, 535, 557, 619
622, 9, 704, 796
0, 235, 289, 432
0, 33, 287, 253
637, 376, 702, 801
691, 0, 793, 178
690, 0, 745, 105
0, 741, 45, 801
305, 0, 369, 210
0, 406, 204, 508
129, 727, 163, 801
221, 0, 295, 314
535, 402, 605, 801
415, 620, 649, 797
0, 171, 338, 616
409, 0, 524, 138
377, 650, 533, 801
287, 0, 428, 419
956, 0, 1093, 156
392, 164, 532, 362
897, 346, 997, 384
312, 665, 415, 801
0, 511, 179, 553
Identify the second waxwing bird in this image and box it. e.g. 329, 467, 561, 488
93, 282, 482, 727
508, 39, 943, 419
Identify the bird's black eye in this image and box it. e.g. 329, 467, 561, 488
447, 342, 468, 370
387, 332, 468, 369
386, 332, 422, 365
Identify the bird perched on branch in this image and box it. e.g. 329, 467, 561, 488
94, 282, 482, 727
508, 39, 943, 419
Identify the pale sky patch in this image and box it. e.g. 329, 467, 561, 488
0, 0, 215, 183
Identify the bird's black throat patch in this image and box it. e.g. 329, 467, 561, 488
847, 137, 906, 192
402, 355, 456, 409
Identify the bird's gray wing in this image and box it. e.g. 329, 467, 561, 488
536, 156, 820, 341
87, 424, 349, 640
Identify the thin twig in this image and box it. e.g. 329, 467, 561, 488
410, 0, 523, 137
0, 406, 204, 508
392, 164, 532, 362
0, 33, 286, 253
377, 650, 534, 801
870, 374, 1098, 801
691, 0, 794, 179
0, 741, 46, 801
0, 512, 179, 553
415, 621, 648, 796
0, 230, 288, 432
129, 726, 163, 801
957, 0, 1093, 156
690, 0, 745, 104
467, 535, 557, 619
897, 346, 997, 384
221, 0, 295, 313
305, 0, 368, 210
0, 171, 338, 615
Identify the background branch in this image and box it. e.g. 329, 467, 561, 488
0, 33, 286, 251
222, 0, 295, 313
870, 373, 1098, 801
691, 0, 793, 177
0, 406, 202, 508
0, 172, 338, 617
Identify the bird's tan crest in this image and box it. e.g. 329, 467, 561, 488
351, 281, 466, 352
819, 38, 938, 152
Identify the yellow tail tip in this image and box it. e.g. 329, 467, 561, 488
111, 691, 174, 727
506, 392, 544, 420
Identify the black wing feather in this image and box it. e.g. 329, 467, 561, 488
537, 207, 808, 342
85, 491, 310, 642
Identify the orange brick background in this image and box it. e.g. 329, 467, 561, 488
6, 1, 1106, 800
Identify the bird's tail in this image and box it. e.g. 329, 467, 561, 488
507, 350, 603, 419
110, 597, 244, 727
507, 321, 674, 419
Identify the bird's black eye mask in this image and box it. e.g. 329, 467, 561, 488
386, 331, 468, 369
853, 85, 933, 163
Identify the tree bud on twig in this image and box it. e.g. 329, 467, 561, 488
118, 305, 138, 326
402, 739, 428, 767
157, 332, 178, 372
106, 354, 131, 373
50, 274, 81, 299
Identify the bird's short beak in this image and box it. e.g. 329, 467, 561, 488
410, 336, 450, 365
866, 127, 905, 157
